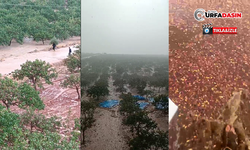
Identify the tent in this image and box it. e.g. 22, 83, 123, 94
137, 101, 149, 109
99, 100, 119, 108
133, 95, 146, 100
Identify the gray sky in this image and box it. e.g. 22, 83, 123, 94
81, 0, 168, 55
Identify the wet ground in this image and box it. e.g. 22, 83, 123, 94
84, 69, 167, 150
1, 37, 81, 136
0, 37, 80, 75
84, 74, 129, 150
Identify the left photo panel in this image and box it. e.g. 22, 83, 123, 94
0, 0, 81, 149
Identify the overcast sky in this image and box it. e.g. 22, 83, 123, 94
81, 0, 168, 55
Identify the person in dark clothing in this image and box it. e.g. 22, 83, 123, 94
69, 47, 72, 56
52, 43, 56, 51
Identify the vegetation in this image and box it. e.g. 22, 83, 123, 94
0, 103, 80, 149
81, 54, 168, 149
0, 0, 81, 149
0, 77, 44, 110
120, 93, 168, 150
61, 47, 81, 99
1, 58, 80, 149
0, 94, 79, 148
64, 49, 81, 73
50, 37, 59, 45
80, 99, 96, 148
153, 94, 168, 114
0, 0, 80, 46
12, 59, 58, 90
61, 74, 81, 99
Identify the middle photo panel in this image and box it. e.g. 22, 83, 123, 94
81, 0, 168, 150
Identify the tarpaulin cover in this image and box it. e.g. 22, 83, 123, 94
99, 100, 119, 108
156, 102, 167, 110
148, 97, 167, 110
133, 95, 146, 100
137, 101, 149, 109
148, 98, 154, 102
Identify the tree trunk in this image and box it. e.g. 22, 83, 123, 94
42, 40, 44, 45
6, 104, 10, 110
32, 78, 37, 90
76, 86, 80, 99
33, 82, 37, 91
9, 39, 12, 46
3, 101, 9, 110
80, 129, 86, 149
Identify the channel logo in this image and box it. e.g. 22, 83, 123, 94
203, 23, 237, 34
203, 28, 213, 34
194, 8, 242, 21
203, 23, 213, 34
213, 27, 237, 34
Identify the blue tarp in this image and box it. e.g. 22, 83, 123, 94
133, 95, 146, 100
156, 102, 167, 110
148, 98, 154, 102
99, 100, 119, 108
148, 97, 167, 110
137, 101, 149, 109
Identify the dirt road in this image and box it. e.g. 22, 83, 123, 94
0, 37, 80, 75
84, 74, 129, 150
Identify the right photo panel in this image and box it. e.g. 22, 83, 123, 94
169, 1, 249, 150
81, 0, 168, 150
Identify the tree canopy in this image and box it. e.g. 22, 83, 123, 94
12, 59, 58, 91
0, 0, 80, 45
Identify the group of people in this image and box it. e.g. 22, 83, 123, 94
51, 43, 72, 56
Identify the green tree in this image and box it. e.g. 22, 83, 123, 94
153, 94, 168, 114
60, 74, 81, 99
0, 77, 19, 109
50, 37, 59, 45
81, 99, 96, 148
20, 109, 61, 134
143, 90, 154, 99
12, 59, 58, 91
0, 13, 26, 46
54, 20, 70, 40
0, 77, 44, 110
0, 104, 24, 148
87, 84, 109, 100
120, 94, 168, 150
27, 15, 54, 44
18, 82, 45, 110
119, 93, 140, 116
64, 49, 81, 73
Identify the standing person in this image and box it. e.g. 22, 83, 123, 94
69, 47, 72, 56
52, 43, 56, 51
